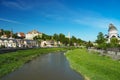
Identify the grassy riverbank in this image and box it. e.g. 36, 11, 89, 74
0, 47, 69, 78
65, 49, 120, 80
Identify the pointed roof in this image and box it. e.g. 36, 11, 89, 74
108, 23, 117, 32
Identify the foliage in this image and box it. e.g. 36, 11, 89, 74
33, 35, 42, 40
0, 29, 11, 38
86, 41, 93, 48
110, 37, 119, 47
65, 49, 120, 80
34, 33, 85, 46
4, 30, 11, 38
12, 33, 18, 38
0, 29, 4, 37
95, 32, 107, 49
96, 32, 106, 44
0, 29, 20, 38
53, 33, 59, 41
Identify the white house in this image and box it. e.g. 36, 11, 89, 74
25, 30, 42, 40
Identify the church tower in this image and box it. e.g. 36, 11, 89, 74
107, 23, 119, 42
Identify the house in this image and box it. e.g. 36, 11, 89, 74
25, 30, 42, 40
1, 34, 7, 39
17, 32, 25, 39
0, 39, 39, 48
0, 39, 17, 48
40, 40, 60, 47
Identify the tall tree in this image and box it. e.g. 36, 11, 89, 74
53, 33, 59, 41
96, 32, 107, 49
96, 32, 106, 44
58, 33, 65, 42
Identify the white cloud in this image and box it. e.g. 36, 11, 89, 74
1, 0, 33, 10
0, 18, 22, 24
0, 18, 42, 30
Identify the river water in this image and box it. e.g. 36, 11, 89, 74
1, 52, 83, 80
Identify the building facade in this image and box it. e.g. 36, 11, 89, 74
25, 30, 42, 40
0, 39, 39, 48
107, 23, 120, 43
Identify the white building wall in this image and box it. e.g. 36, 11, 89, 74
108, 30, 118, 38
26, 33, 42, 40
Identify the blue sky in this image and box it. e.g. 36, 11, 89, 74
0, 0, 120, 41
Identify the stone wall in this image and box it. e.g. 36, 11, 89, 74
88, 48, 120, 60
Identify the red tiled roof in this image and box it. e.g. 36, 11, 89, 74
18, 32, 25, 38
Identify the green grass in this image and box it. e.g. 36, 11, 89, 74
65, 49, 120, 80
0, 47, 69, 78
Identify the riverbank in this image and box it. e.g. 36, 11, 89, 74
1, 52, 83, 80
0, 47, 33, 54
0, 47, 69, 78
65, 49, 120, 80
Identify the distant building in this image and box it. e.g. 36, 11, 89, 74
25, 30, 42, 40
17, 32, 25, 39
106, 23, 120, 43
0, 39, 39, 48
1, 34, 7, 39
40, 40, 60, 47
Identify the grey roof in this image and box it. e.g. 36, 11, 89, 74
108, 23, 117, 31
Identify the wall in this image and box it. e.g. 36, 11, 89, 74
88, 48, 120, 60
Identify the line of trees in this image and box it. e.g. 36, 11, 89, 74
34, 33, 86, 46
0, 29, 19, 38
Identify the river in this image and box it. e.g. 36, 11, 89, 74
1, 52, 83, 80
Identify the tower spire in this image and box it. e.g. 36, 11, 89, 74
68, 32, 70, 40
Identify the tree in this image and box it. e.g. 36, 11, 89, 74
110, 37, 119, 47
70, 36, 77, 46
96, 32, 107, 49
41, 33, 50, 40
4, 30, 11, 38
0, 29, 4, 37
33, 35, 42, 40
53, 33, 59, 41
12, 33, 18, 38
86, 41, 93, 48
96, 32, 106, 44
58, 33, 65, 42
77, 38, 83, 46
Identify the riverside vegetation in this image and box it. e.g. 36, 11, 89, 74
0, 47, 71, 78
65, 49, 120, 80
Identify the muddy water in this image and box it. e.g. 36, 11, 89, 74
1, 52, 83, 80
